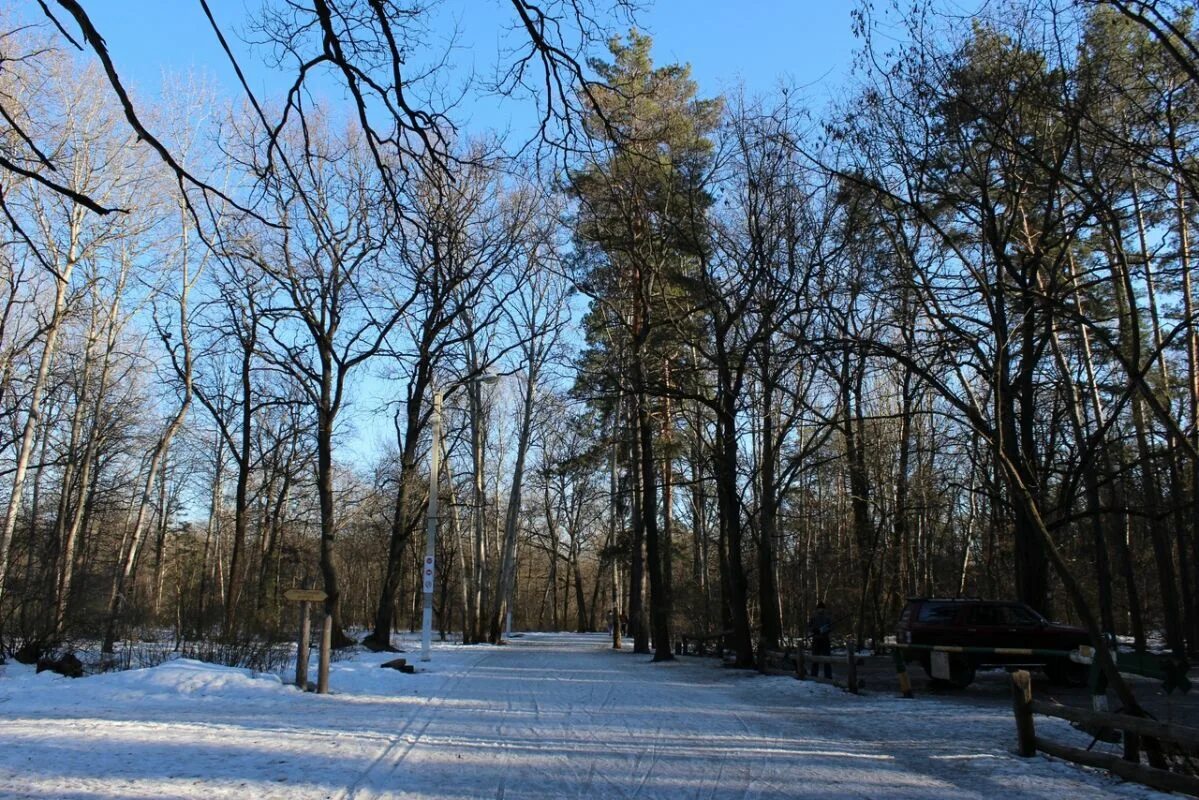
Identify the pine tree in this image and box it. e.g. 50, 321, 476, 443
569, 30, 721, 660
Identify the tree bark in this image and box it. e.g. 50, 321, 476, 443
490, 368, 537, 642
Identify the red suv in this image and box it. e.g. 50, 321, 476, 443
896, 598, 1090, 687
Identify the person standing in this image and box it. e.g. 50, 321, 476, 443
807, 602, 833, 679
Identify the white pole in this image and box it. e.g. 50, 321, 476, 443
420, 390, 442, 662
420, 374, 495, 661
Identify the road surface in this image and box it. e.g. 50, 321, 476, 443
0, 633, 1169, 799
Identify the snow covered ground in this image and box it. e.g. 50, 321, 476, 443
0, 632, 1169, 799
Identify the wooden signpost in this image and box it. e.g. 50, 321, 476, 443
284, 588, 331, 694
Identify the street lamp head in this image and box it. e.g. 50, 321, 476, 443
475, 373, 500, 386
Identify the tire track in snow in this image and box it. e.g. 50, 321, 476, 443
337, 647, 494, 800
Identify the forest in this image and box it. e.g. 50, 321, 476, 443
1, 0, 1197, 714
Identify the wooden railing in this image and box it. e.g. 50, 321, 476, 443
675, 631, 734, 657
797, 643, 864, 694
1010, 670, 1199, 797
753, 644, 864, 693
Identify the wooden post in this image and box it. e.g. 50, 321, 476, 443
796, 646, 806, 681
296, 600, 311, 690
893, 648, 913, 698
1011, 670, 1036, 757
283, 588, 327, 692
1123, 731, 1141, 765
317, 613, 332, 694
847, 638, 859, 694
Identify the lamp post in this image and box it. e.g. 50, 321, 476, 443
421, 373, 498, 662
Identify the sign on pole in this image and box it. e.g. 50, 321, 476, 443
422, 555, 435, 593
284, 587, 330, 693
283, 588, 328, 603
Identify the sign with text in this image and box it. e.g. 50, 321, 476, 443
283, 588, 327, 603
422, 555, 435, 593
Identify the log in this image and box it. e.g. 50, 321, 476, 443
1028, 699, 1199, 755
804, 653, 865, 666
759, 648, 794, 671
1034, 736, 1199, 797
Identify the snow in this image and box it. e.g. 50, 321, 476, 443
0, 633, 1169, 799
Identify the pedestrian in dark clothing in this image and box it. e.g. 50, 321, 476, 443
807, 602, 833, 679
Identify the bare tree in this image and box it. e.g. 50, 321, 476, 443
0, 56, 150, 646
490, 239, 571, 642
235, 118, 400, 647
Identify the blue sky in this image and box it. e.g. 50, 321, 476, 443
79, 1, 861, 125
63, 1, 863, 463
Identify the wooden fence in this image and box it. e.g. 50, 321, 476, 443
1010, 670, 1199, 797
675, 632, 731, 657
757, 642, 864, 693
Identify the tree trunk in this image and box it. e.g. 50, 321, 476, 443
490, 368, 537, 642
102, 407, 189, 653
222, 341, 256, 639
469, 378, 488, 644
1176, 176, 1199, 655
637, 381, 671, 661
367, 376, 428, 649
715, 363, 753, 666
757, 352, 782, 652
1070, 256, 1144, 648
1111, 250, 1184, 656
626, 397, 648, 653
314, 387, 352, 648
46, 310, 96, 633
0, 258, 74, 626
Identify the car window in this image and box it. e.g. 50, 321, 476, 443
1004, 605, 1042, 626
967, 605, 1004, 625
916, 603, 958, 624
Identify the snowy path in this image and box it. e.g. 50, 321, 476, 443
0, 632, 1167, 799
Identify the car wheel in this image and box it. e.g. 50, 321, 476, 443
1045, 659, 1087, 687
923, 656, 974, 689
947, 661, 975, 689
